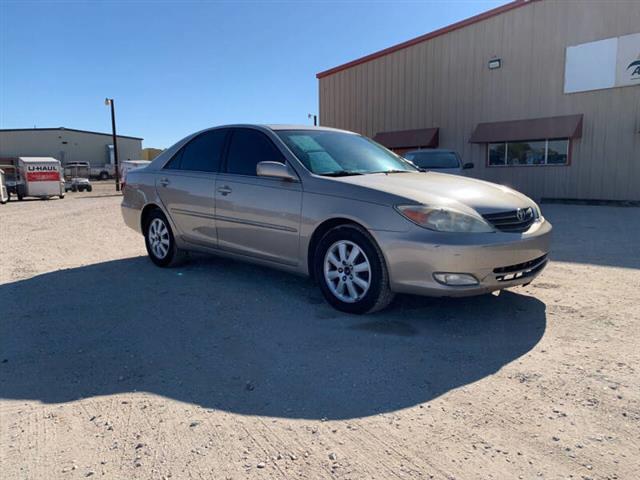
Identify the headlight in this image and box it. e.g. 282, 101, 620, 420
396, 205, 494, 233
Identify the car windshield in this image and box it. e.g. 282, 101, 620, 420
276, 130, 417, 176
404, 151, 460, 169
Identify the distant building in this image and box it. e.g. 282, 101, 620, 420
317, 0, 640, 201
141, 147, 163, 161
0, 127, 143, 178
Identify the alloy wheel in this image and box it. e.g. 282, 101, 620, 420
148, 218, 170, 259
323, 240, 371, 303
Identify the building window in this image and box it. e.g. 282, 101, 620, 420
488, 139, 569, 166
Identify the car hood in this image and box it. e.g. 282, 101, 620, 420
330, 172, 535, 214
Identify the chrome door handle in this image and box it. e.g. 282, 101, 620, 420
217, 185, 232, 196
159, 178, 170, 187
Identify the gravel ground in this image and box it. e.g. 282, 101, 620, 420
1, 182, 639, 479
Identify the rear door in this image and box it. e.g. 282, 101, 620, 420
155, 129, 228, 247
214, 128, 303, 266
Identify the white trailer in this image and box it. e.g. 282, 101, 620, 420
120, 160, 151, 187
17, 157, 65, 200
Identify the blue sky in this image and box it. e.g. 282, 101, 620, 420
1, 0, 506, 148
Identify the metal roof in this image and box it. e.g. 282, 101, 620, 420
0, 127, 143, 141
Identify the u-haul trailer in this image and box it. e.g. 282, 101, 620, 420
17, 157, 65, 200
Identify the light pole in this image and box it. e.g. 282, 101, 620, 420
307, 113, 318, 126
104, 98, 121, 191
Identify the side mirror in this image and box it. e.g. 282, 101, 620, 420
462, 162, 474, 170
256, 161, 297, 181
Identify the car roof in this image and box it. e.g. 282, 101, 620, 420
203, 124, 354, 134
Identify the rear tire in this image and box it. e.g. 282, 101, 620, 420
144, 209, 185, 267
314, 224, 394, 314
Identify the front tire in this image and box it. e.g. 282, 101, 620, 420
144, 209, 184, 267
314, 224, 394, 314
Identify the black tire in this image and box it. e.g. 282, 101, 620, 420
86, 185, 93, 192
99, 172, 109, 180
143, 209, 185, 267
314, 224, 394, 314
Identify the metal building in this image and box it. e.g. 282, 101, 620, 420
317, 0, 640, 201
0, 127, 143, 178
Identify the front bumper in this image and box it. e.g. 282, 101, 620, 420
371, 219, 552, 297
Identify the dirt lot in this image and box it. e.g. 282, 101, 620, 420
1, 182, 639, 479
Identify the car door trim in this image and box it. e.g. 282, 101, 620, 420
214, 214, 298, 233
171, 208, 216, 220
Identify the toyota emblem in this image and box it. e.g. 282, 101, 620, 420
516, 208, 526, 221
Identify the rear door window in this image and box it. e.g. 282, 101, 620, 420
225, 129, 285, 176
164, 149, 184, 170
180, 129, 228, 172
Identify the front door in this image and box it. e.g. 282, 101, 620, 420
215, 128, 302, 266
155, 128, 228, 247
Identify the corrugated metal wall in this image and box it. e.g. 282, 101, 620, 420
319, 0, 640, 201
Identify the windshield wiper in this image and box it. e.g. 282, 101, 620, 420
320, 170, 364, 177
372, 169, 413, 174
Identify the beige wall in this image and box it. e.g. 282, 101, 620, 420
141, 148, 163, 160
319, 0, 640, 201
0, 129, 143, 169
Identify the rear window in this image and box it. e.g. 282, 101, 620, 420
405, 151, 460, 169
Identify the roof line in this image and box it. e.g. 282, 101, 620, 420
0, 127, 143, 141
316, 0, 538, 79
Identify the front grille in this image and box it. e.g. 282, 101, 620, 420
493, 254, 548, 282
494, 254, 547, 274
482, 208, 536, 233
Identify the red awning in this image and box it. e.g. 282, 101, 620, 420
469, 114, 583, 143
373, 128, 439, 149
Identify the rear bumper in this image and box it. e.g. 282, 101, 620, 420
121, 205, 142, 234
372, 219, 552, 297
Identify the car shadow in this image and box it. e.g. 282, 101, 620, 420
0, 255, 546, 420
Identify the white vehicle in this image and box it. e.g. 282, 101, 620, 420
120, 160, 151, 187
0, 169, 8, 204
17, 157, 65, 200
64, 162, 93, 192
91, 163, 115, 180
